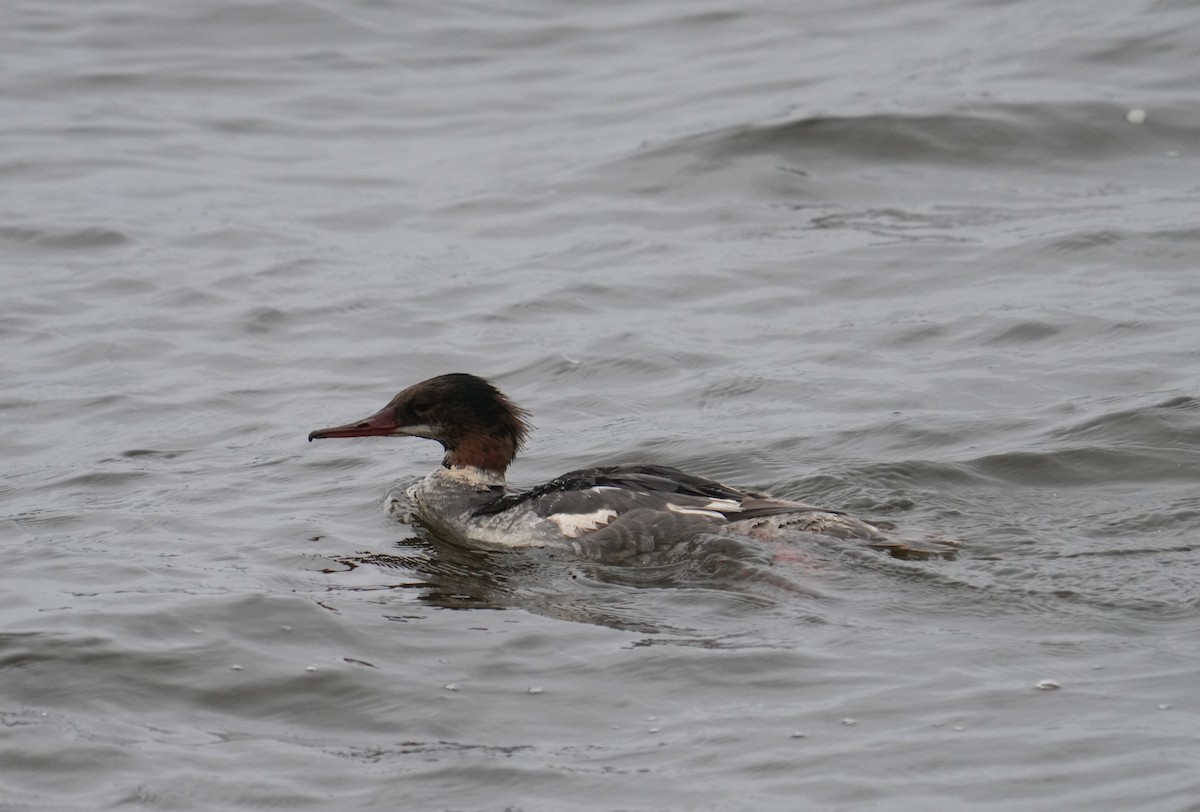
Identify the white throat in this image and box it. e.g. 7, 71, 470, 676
435, 465, 505, 489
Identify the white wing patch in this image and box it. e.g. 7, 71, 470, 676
666, 499, 742, 519
548, 508, 619, 538
667, 501, 729, 520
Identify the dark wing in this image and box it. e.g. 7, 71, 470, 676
473, 463, 749, 517
474, 463, 846, 525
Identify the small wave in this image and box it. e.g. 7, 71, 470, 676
967, 445, 1196, 486
0, 225, 131, 250
629, 101, 1183, 170
55, 471, 153, 488
1048, 394, 1200, 445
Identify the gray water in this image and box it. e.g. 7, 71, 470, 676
4, 0, 1200, 809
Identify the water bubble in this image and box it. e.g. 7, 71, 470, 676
1126, 109, 1147, 124
841, 718, 857, 726
528, 686, 544, 694
1035, 679, 1060, 691
1158, 703, 1172, 710
230, 665, 244, 671
305, 666, 317, 672
442, 683, 459, 692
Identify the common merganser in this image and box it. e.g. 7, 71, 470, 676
308, 373, 957, 561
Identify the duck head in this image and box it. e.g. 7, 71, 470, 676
308, 373, 531, 475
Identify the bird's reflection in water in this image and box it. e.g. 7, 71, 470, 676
326, 523, 839, 634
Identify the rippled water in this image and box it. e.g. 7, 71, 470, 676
4, 0, 1200, 809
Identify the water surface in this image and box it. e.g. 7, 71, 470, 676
3, 0, 1200, 809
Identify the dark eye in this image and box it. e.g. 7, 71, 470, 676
412, 401, 431, 416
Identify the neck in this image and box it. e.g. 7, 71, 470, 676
442, 432, 515, 478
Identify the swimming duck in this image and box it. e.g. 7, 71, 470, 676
309, 373, 954, 561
